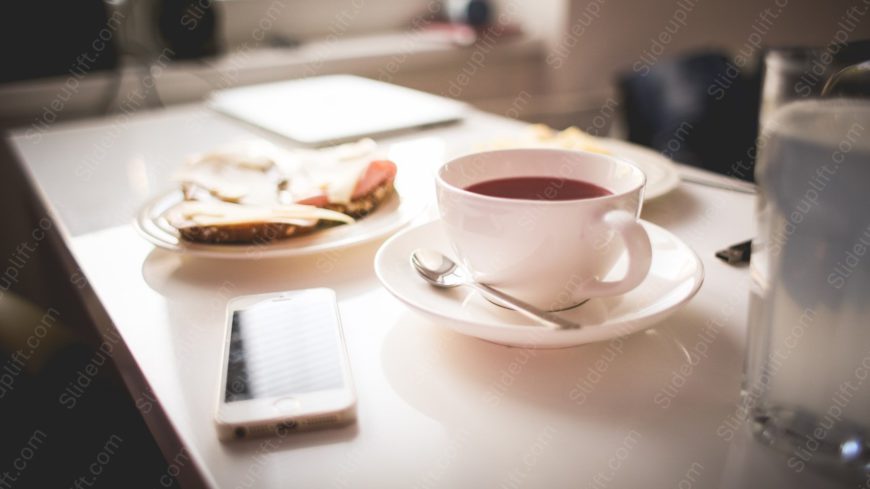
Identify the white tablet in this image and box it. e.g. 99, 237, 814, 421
209, 75, 466, 146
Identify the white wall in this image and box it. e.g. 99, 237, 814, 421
217, 0, 435, 47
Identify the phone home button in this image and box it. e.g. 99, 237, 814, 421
273, 398, 300, 413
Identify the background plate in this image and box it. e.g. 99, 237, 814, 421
595, 138, 681, 200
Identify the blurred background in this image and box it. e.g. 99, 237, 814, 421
0, 0, 867, 487
1, 0, 865, 128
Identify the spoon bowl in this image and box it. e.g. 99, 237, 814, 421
409, 249, 580, 330
410, 249, 465, 288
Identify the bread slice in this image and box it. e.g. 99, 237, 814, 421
165, 200, 354, 244
178, 222, 302, 244
164, 143, 397, 244
173, 141, 288, 207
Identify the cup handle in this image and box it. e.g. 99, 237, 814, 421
583, 210, 652, 297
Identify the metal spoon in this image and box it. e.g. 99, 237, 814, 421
410, 249, 580, 330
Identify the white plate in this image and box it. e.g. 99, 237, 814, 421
134, 166, 429, 259
374, 219, 704, 348
594, 139, 681, 200
481, 131, 681, 200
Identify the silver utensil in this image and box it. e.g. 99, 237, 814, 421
410, 249, 580, 330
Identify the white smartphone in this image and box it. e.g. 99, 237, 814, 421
215, 288, 356, 441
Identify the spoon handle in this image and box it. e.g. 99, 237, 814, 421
470, 282, 581, 330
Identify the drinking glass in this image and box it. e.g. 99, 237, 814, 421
745, 45, 870, 482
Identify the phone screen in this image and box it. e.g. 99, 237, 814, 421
224, 291, 345, 403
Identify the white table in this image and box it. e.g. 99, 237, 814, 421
8, 104, 835, 488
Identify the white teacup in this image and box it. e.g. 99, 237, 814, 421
435, 148, 652, 311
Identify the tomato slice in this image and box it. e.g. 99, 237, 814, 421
352, 160, 397, 199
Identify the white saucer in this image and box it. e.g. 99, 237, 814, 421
374, 219, 704, 348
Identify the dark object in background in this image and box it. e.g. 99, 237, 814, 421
0, 0, 119, 83
446, 0, 492, 27
157, 0, 220, 60
0, 142, 180, 488
619, 52, 761, 181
